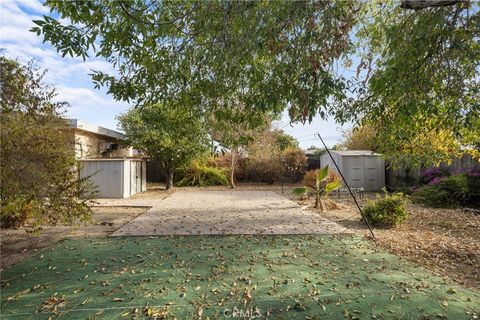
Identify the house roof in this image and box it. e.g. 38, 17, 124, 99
304, 149, 317, 156
328, 150, 380, 156
68, 119, 125, 140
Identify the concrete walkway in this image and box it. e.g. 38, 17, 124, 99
96, 190, 347, 236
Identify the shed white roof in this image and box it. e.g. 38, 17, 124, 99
69, 119, 125, 140
329, 150, 381, 156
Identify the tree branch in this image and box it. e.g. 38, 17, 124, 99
400, 0, 466, 10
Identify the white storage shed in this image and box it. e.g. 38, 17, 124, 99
320, 150, 385, 191
78, 159, 146, 198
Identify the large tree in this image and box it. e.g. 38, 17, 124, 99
32, 1, 357, 120
0, 57, 94, 229
340, 1, 480, 167
118, 104, 209, 189
33, 1, 479, 168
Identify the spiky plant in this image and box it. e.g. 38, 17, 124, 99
292, 166, 341, 212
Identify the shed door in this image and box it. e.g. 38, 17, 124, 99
136, 161, 142, 192
130, 161, 142, 195
364, 157, 379, 191
346, 157, 364, 188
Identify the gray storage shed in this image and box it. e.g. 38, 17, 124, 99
78, 158, 146, 198
320, 150, 385, 191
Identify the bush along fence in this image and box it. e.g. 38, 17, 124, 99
386, 154, 480, 189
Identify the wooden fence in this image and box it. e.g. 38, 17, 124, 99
146, 159, 165, 183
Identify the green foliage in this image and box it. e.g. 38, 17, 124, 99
118, 103, 209, 189
176, 161, 228, 187
291, 186, 309, 197
346, 2, 480, 167
32, 1, 480, 168
339, 125, 377, 151
0, 57, 94, 229
32, 1, 357, 121
363, 193, 409, 228
274, 130, 299, 151
292, 165, 341, 211
393, 187, 415, 196
312, 148, 326, 160
415, 174, 480, 208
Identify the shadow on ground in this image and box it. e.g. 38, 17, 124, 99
1, 235, 478, 319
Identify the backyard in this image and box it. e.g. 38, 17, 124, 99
1, 1, 480, 319
1, 185, 479, 319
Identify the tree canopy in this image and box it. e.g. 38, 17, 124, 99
32, 1, 357, 120
339, 125, 377, 152
273, 130, 299, 151
346, 1, 480, 166
32, 0, 480, 167
117, 103, 209, 189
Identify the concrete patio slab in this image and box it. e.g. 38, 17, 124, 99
100, 190, 348, 236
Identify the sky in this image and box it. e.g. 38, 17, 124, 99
0, 0, 350, 148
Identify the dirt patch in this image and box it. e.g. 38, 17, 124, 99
289, 194, 480, 289
0, 206, 148, 271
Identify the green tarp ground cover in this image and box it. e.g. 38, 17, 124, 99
1, 235, 479, 319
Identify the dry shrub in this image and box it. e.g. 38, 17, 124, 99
282, 147, 307, 182
246, 158, 282, 184
324, 199, 343, 210
209, 155, 248, 182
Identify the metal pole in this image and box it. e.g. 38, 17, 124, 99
317, 133, 376, 239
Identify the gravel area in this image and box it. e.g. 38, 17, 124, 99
106, 190, 348, 236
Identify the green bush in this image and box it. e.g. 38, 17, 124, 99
0, 196, 34, 228
363, 193, 409, 228
466, 174, 480, 202
415, 174, 478, 207
176, 160, 228, 187
393, 186, 415, 195
1, 57, 94, 230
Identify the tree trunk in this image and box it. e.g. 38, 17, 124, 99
314, 196, 319, 209
314, 195, 326, 212
229, 150, 236, 189
319, 199, 326, 213
165, 165, 174, 190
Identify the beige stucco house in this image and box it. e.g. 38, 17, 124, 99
68, 119, 136, 159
